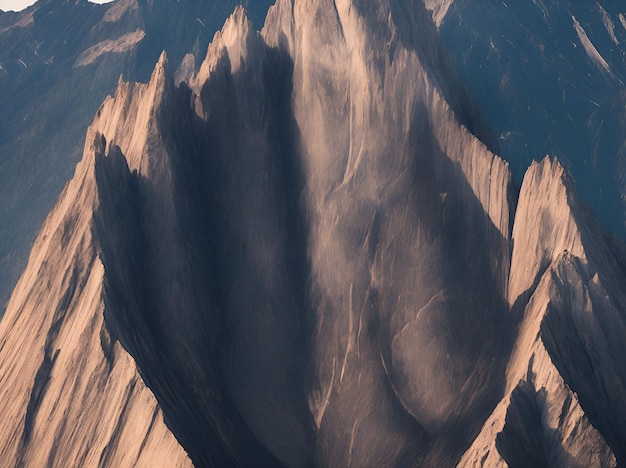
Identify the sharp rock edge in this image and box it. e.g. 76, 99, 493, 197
0, 0, 276, 318
0, 129, 191, 467
461, 157, 626, 467
0, 1, 625, 467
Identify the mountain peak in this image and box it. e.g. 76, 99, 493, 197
152, 49, 169, 82
194, 4, 260, 87
1, 1, 626, 467
0, 117, 192, 466
89, 52, 176, 177
509, 155, 586, 306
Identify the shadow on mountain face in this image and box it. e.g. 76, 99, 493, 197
93, 40, 313, 466
0, 0, 275, 318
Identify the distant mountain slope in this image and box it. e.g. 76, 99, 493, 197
0, 0, 274, 315
438, 0, 626, 238
1, 1, 625, 466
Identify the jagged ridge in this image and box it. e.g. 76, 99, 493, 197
0, 1, 625, 467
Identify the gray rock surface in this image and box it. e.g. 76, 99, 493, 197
0, 129, 192, 467
462, 157, 625, 467
0, 0, 274, 315
0, 1, 625, 467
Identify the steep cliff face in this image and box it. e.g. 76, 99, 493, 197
0, 129, 191, 467
263, 1, 512, 464
461, 157, 625, 467
0, 0, 275, 314
1, 1, 626, 467
90, 25, 306, 466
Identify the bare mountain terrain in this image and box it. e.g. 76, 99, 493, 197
0, 0, 274, 313
437, 0, 626, 238
0, 0, 625, 466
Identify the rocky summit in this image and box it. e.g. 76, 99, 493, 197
0, 0, 274, 313
0, 0, 625, 466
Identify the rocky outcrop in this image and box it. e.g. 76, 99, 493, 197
1, 1, 625, 467
263, 1, 512, 465
0, 0, 275, 314
461, 157, 626, 466
0, 129, 191, 467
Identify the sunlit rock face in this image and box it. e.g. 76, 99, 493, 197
0, 0, 275, 314
0, 127, 193, 467
263, 1, 512, 465
0, 1, 625, 467
462, 157, 625, 467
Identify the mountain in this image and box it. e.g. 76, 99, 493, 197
1, 0, 625, 466
0, 0, 274, 314
436, 0, 626, 238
